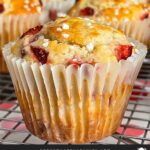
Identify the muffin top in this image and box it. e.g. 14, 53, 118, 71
11, 17, 134, 65
0, 0, 41, 15
96, 0, 149, 7
100, 2, 150, 21
69, 0, 150, 21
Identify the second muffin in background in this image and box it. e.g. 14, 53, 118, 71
39, 0, 75, 24
3, 17, 147, 143
69, 0, 150, 48
0, 0, 42, 73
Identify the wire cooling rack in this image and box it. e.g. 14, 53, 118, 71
0, 52, 150, 145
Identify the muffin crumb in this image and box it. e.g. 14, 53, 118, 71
57, 27, 62, 32
86, 43, 94, 52
62, 33, 69, 38
62, 23, 70, 30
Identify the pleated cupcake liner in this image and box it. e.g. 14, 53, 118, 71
42, 0, 76, 12
106, 18, 150, 48
2, 39, 147, 143
0, 14, 40, 73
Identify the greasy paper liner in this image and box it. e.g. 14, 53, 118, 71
40, 0, 75, 24
3, 39, 147, 144
0, 14, 40, 73
105, 18, 150, 48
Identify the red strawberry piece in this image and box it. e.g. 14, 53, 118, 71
80, 7, 95, 16
67, 56, 83, 66
20, 25, 43, 39
140, 12, 149, 21
115, 45, 133, 61
21, 48, 26, 58
39, 0, 43, 6
0, 3, 4, 13
31, 46, 49, 64
49, 9, 57, 21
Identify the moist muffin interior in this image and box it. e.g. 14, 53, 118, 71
11, 17, 135, 65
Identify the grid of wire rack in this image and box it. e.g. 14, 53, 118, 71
0, 52, 150, 145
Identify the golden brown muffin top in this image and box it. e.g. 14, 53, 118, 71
69, 0, 150, 21
11, 17, 134, 65
0, 0, 41, 15
100, 3, 149, 21
97, 0, 149, 7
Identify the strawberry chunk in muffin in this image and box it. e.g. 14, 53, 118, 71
12, 17, 136, 65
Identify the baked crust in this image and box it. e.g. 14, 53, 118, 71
69, 0, 150, 48
69, 0, 150, 21
11, 17, 133, 65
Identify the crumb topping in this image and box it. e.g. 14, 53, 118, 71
11, 17, 134, 65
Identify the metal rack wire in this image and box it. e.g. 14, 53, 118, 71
0, 52, 150, 145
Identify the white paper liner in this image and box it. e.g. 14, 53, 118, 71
40, 0, 75, 24
105, 18, 150, 48
0, 13, 40, 72
2, 39, 147, 143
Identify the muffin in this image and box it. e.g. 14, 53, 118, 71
0, 0, 42, 73
39, 0, 75, 24
3, 17, 147, 143
69, 0, 150, 48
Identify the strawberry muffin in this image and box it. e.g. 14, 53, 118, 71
3, 17, 147, 143
0, 0, 42, 73
69, 0, 150, 48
